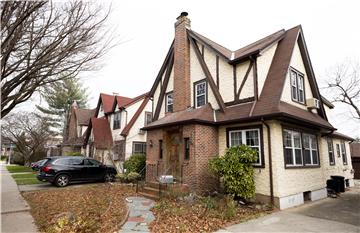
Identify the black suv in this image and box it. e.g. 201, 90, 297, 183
37, 156, 117, 187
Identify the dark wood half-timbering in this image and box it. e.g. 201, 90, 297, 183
236, 60, 254, 100
189, 36, 226, 112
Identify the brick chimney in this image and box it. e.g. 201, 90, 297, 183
173, 12, 191, 112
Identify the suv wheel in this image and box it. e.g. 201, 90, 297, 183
104, 173, 115, 182
55, 174, 70, 187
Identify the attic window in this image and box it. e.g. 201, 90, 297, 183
113, 112, 121, 130
290, 68, 305, 104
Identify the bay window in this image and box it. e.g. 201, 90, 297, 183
283, 128, 319, 168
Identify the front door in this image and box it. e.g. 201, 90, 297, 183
165, 132, 181, 180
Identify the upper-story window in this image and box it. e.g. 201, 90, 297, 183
290, 68, 305, 104
194, 80, 207, 108
166, 92, 173, 112
145, 112, 152, 126
113, 112, 121, 130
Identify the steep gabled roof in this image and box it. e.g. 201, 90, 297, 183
350, 142, 360, 157
100, 93, 116, 114
75, 108, 96, 126
188, 29, 285, 63
116, 96, 133, 109
90, 117, 113, 149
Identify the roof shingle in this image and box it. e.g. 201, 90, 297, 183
91, 117, 113, 149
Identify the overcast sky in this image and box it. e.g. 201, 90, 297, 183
36, 0, 360, 138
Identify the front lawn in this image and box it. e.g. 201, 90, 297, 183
12, 173, 43, 185
150, 195, 272, 233
22, 183, 135, 233
6, 165, 33, 173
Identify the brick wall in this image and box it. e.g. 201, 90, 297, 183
145, 124, 219, 194
173, 14, 191, 112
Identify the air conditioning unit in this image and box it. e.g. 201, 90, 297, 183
307, 98, 320, 109
138, 129, 146, 135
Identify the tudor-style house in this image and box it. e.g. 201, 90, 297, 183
142, 12, 354, 209
83, 92, 152, 170
62, 101, 95, 155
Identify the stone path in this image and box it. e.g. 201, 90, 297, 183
119, 196, 155, 233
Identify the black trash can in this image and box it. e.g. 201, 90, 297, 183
327, 179, 340, 193
331, 176, 345, 192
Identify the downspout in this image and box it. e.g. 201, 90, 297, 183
262, 118, 274, 206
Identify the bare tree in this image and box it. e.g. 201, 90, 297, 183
1, 1, 114, 117
2, 112, 54, 166
325, 60, 360, 120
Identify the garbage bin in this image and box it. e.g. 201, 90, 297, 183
331, 175, 345, 192
327, 179, 340, 193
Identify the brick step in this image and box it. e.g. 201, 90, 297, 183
138, 191, 160, 200
146, 181, 161, 189
141, 186, 160, 196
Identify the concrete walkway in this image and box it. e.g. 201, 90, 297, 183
1, 163, 37, 232
119, 196, 155, 233
216, 187, 360, 233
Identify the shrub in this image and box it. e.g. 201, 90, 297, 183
65, 152, 82, 156
123, 154, 146, 174
117, 172, 140, 183
209, 145, 258, 200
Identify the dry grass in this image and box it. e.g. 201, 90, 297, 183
22, 183, 135, 233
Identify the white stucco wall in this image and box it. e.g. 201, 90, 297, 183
190, 43, 219, 110
281, 41, 316, 111
235, 61, 254, 99
108, 110, 126, 141
124, 99, 152, 159
257, 43, 278, 96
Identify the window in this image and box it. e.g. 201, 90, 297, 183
336, 144, 341, 157
283, 129, 320, 167
133, 142, 146, 154
184, 138, 190, 160
113, 112, 121, 130
290, 68, 305, 104
194, 80, 207, 108
341, 141, 347, 165
283, 129, 303, 166
303, 134, 318, 165
228, 128, 262, 166
327, 138, 335, 165
166, 92, 173, 112
159, 140, 163, 159
85, 159, 101, 166
145, 112, 152, 126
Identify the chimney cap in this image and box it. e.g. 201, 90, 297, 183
177, 12, 188, 20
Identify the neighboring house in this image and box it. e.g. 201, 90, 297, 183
142, 12, 354, 209
62, 101, 95, 155
45, 134, 63, 157
350, 142, 360, 179
83, 92, 151, 171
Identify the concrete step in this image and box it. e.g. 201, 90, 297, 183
142, 186, 160, 196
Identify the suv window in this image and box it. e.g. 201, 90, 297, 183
53, 158, 69, 165
85, 159, 101, 166
53, 158, 84, 166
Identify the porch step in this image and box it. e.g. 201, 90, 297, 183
142, 186, 160, 196
138, 191, 160, 200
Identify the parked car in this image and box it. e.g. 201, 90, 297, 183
37, 156, 117, 187
31, 158, 50, 171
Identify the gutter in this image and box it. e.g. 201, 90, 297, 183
262, 119, 274, 206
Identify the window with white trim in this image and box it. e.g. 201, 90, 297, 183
327, 138, 335, 165
303, 133, 318, 165
132, 142, 146, 155
283, 129, 303, 166
166, 92, 173, 112
290, 68, 305, 104
145, 112, 152, 126
341, 141, 347, 165
228, 128, 261, 165
195, 81, 207, 108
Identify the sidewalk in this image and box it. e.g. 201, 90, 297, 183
1, 162, 37, 232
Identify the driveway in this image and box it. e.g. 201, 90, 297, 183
216, 187, 360, 233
